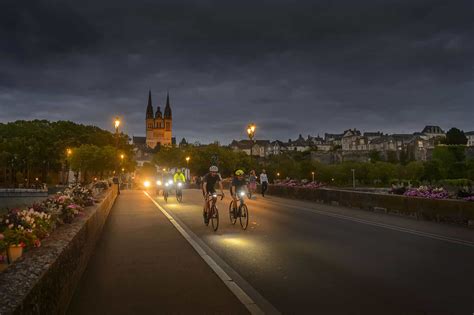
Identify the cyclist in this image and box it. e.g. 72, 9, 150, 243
202, 166, 224, 223
230, 169, 248, 217
174, 168, 186, 189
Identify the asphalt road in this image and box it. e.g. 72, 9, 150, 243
153, 188, 474, 315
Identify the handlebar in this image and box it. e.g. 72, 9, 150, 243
208, 192, 224, 200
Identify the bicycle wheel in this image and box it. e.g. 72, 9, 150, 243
176, 190, 183, 203
211, 205, 219, 231
239, 204, 249, 230
204, 208, 210, 226
229, 201, 237, 225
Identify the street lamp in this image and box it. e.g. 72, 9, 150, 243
247, 123, 256, 160
114, 117, 121, 131
311, 171, 315, 182
114, 117, 121, 174
66, 148, 72, 184
351, 169, 356, 188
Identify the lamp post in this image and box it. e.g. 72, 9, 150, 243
114, 117, 121, 194
247, 123, 256, 162
311, 171, 315, 182
351, 169, 355, 188
66, 148, 72, 185
185, 156, 190, 181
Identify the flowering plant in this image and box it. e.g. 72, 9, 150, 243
0, 233, 6, 252
1, 226, 35, 248
403, 186, 450, 199
0, 183, 95, 256
275, 180, 325, 189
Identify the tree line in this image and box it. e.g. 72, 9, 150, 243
151, 142, 474, 187
0, 120, 135, 186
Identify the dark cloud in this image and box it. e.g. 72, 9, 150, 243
0, 0, 473, 143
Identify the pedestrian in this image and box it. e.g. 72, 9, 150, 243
260, 169, 269, 197
248, 170, 257, 198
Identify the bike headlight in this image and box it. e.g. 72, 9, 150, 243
212, 194, 217, 198
156, 180, 162, 186
240, 191, 245, 197
144, 181, 150, 188
177, 182, 182, 187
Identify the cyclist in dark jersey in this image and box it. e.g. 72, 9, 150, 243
202, 166, 224, 222
230, 169, 248, 214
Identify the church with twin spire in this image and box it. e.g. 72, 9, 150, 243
145, 90, 173, 149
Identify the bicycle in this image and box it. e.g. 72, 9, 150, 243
176, 182, 184, 203
204, 192, 223, 232
229, 190, 249, 230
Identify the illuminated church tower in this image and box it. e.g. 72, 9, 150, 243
145, 90, 172, 148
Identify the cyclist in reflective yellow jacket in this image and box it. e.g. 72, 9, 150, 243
173, 169, 186, 183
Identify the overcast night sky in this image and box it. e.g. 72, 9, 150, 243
1, 0, 473, 144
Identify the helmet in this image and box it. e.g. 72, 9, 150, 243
235, 169, 244, 176
209, 165, 218, 172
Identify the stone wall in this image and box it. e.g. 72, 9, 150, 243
0, 185, 118, 315
265, 185, 474, 226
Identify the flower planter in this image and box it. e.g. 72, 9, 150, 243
7, 245, 23, 263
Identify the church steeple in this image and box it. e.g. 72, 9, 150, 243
155, 106, 162, 118
146, 90, 154, 119
164, 92, 172, 119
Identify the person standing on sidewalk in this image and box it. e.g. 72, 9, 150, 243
260, 169, 269, 197
248, 170, 257, 198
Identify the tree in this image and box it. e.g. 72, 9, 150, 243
432, 145, 466, 178
368, 150, 381, 163
386, 150, 398, 164
444, 128, 467, 145
0, 120, 135, 186
422, 160, 442, 182
404, 161, 424, 180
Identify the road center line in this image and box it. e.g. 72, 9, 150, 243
257, 198, 474, 248
144, 191, 274, 315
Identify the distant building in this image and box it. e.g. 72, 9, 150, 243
145, 90, 173, 149
421, 125, 445, 139
286, 134, 312, 152
324, 133, 343, 146
267, 140, 287, 155
132, 136, 158, 167
230, 140, 271, 157
341, 129, 368, 151
466, 131, 474, 147
363, 131, 383, 141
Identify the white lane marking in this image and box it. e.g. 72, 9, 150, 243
144, 192, 266, 315
255, 198, 474, 248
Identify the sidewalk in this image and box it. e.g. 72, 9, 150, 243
68, 190, 248, 314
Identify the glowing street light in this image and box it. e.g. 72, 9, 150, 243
247, 123, 256, 140
311, 171, 315, 182
120, 154, 125, 160
114, 117, 121, 131
247, 123, 256, 159
65, 148, 72, 184
185, 156, 191, 181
